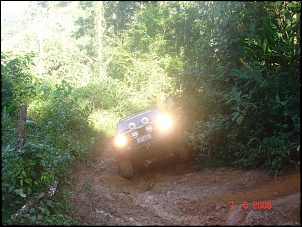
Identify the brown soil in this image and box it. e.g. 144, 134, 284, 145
68, 138, 301, 226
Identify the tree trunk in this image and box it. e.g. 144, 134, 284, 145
17, 100, 27, 153
95, 1, 105, 77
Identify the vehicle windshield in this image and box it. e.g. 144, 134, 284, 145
117, 109, 162, 133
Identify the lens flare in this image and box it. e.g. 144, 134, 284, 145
157, 114, 172, 131
114, 135, 127, 147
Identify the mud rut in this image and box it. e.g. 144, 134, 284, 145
68, 138, 300, 226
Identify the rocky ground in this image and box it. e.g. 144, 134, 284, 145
67, 138, 300, 226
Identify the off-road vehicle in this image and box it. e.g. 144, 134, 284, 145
112, 107, 191, 179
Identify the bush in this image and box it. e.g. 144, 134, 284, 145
1, 51, 37, 112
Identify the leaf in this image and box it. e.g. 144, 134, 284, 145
20, 192, 27, 198
43, 176, 50, 184
26, 120, 37, 125
15, 189, 27, 198
6, 102, 15, 114
237, 115, 244, 125
49, 174, 55, 182
25, 178, 33, 184
282, 124, 288, 129
31, 171, 37, 178
30, 208, 36, 214
247, 37, 253, 46
271, 104, 281, 115
9, 186, 15, 193
275, 94, 280, 102
35, 144, 45, 149
40, 207, 46, 214
25, 83, 35, 88
262, 38, 268, 53
35, 153, 43, 158
46, 200, 53, 206
22, 171, 27, 177
231, 112, 240, 121
27, 188, 32, 195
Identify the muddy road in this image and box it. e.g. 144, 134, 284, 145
68, 138, 300, 226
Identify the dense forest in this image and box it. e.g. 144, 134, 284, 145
1, 1, 300, 225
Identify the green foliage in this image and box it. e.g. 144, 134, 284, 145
76, 76, 130, 110
1, 52, 96, 225
1, 51, 37, 111
174, 1, 300, 175
5, 188, 78, 225
2, 142, 54, 197
104, 1, 141, 35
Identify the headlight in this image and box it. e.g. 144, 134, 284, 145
131, 130, 139, 138
145, 124, 153, 132
114, 135, 127, 148
157, 114, 172, 131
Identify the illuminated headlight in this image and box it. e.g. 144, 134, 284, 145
157, 114, 172, 131
114, 135, 127, 148
131, 131, 139, 138
145, 124, 153, 132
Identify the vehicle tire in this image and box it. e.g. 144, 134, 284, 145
118, 158, 134, 179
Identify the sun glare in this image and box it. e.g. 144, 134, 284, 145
1, 1, 30, 20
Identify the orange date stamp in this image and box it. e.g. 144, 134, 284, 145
230, 201, 272, 210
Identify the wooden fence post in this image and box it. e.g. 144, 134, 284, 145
17, 100, 27, 153
11, 99, 60, 221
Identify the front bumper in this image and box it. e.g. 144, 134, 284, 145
114, 131, 176, 160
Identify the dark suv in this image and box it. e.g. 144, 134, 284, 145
112, 107, 190, 179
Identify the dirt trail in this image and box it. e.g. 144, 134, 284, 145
68, 138, 300, 226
